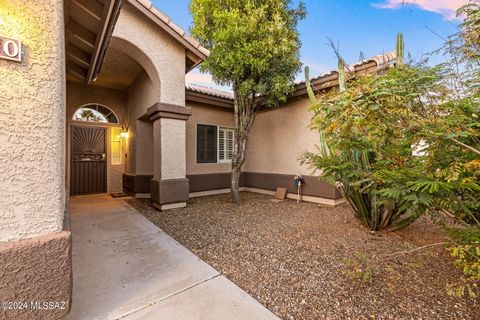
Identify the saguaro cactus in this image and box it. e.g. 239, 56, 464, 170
337, 59, 347, 93
396, 32, 404, 66
304, 66, 316, 105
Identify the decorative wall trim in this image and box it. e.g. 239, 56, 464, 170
124, 172, 342, 202
151, 178, 190, 205
122, 174, 153, 194
240, 187, 346, 206
242, 172, 342, 200
187, 173, 233, 192
147, 102, 192, 121
187, 172, 342, 200
189, 188, 231, 198
0, 231, 72, 320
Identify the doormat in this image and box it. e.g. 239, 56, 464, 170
110, 192, 130, 198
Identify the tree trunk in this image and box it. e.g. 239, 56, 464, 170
231, 160, 242, 203
230, 86, 256, 204
230, 131, 250, 203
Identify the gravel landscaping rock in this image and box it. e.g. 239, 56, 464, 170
127, 192, 479, 319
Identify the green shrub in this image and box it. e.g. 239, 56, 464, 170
303, 31, 480, 230
447, 227, 480, 299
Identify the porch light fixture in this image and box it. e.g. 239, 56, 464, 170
0, 5, 23, 63
120, 126, 129, 139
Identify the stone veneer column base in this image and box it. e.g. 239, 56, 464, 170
0, 231, 72, 320
150, 178, 189, 210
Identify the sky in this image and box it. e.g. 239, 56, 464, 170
151, 0, 467, 90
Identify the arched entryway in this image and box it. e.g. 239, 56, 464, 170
65, 34, 158, 197
70, 104, 120, 195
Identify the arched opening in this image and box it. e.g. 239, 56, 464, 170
108, 36, 161, 102
106, 36, 159, 178
66, 35, 161, 196
73, 104, 119, 124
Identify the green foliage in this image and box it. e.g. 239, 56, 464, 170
342, 253, 374, 284
189, 0, 305, 107
303, 25, 480, 230
446, 227, 480, 299
303, 64, 439, 230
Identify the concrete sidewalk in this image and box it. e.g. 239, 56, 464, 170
66, 194, 279, 320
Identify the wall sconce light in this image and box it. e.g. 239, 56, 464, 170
120, 126, 129, 139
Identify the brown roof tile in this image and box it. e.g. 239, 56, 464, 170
295, 51, 396, 86
185, 51, 397, 102
186, 84, 234, 100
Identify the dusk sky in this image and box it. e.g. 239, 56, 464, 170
151, 0, 466, 89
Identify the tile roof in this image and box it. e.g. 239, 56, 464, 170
185, 52, 397, 102
186, 84, 234, 100
295, 51, 396, 86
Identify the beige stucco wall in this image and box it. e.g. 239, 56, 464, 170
113, 3, 186, 106
186, 102, 235, 175
0, 0, 66, 242
66, 80, 126, 124
243, 98, 318, 175
126, 71, 156, 175
161, 118, 187, 179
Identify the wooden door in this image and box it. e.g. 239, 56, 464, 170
70, 126, 107, 195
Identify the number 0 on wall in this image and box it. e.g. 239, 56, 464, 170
0, 35, 22, 62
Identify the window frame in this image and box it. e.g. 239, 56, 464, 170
195, 123, 235, 164
196, 124, 218, 164
72, 103, 119, 124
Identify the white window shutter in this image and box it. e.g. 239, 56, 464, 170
219, 128, 225, 161
226, 129, 234, 160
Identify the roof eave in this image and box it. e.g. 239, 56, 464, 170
127, 0, 209, 72
88, 0, 124, 84
186, 89, 234, 109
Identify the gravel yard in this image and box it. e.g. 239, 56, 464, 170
127, 192, 479, 319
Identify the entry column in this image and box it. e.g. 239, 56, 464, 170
148, 103, 191, 210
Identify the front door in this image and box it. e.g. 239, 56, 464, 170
71, 126, 107, 195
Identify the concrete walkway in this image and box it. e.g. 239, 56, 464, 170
66, 194, 279, 320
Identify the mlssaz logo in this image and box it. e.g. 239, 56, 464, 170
0, 35, 21, 62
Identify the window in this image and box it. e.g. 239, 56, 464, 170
196, 124, 234, 163
197, 124, 218, 163
73, 104, 118, 123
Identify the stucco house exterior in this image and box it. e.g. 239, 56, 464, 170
0, 0, 395, 318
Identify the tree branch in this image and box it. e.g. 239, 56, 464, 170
380, 242, 450, 259
448, 137, 480, 155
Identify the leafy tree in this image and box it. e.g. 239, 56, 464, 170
190, 0, 306, 203
441, 1, 480, 299
457, 0, 480, 61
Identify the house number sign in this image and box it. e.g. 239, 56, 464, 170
0, 35, 22, 62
